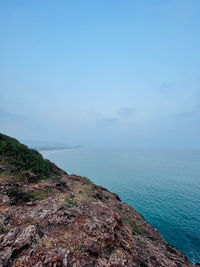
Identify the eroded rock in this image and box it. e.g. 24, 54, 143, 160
0, 162, 195, 266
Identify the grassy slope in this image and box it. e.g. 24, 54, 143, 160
0, 133, 52, 177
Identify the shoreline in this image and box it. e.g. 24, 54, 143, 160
39, 148, 73, 155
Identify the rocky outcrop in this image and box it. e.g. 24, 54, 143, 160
0, 133, 195, 266
0, 174, 194, 267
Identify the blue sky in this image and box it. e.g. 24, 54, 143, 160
0, 0, 200, 148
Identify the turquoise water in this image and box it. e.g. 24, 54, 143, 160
45, 148, 200, 264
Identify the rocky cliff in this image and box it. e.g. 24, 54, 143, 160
0, 133, 195, 266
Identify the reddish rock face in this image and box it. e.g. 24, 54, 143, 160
0, 171, 195, 267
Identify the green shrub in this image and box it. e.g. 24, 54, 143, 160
29, 191, 47, 200
0, 133, 52, 177
123, 217, 147, 235
0, 224, 10, 234
137, 237, 145, 246
83, 176, 93, 184
64, 197, 74, 205
76, 244, 85, 254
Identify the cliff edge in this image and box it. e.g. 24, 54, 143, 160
0, 133, 195, 266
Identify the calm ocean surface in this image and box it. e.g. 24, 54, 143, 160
45, 148, 200, 264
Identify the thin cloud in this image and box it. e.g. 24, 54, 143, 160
96, 118, 118, 127
159, 82, 174, 93
0, 108, 27, 121
176, 103, 200, 120
117, 107, 135, 118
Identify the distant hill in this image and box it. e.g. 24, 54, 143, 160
21, 140, 81, 152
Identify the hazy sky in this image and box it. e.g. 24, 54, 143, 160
0, 0, 200, 148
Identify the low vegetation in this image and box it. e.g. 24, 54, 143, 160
29, 191, 47, 200
76, 244, 85, 254
83, 176, 93, 184
64, 197, 74, 205
123, 217, 147, 235
0, 133, 52, 177
0, 224, 10, 234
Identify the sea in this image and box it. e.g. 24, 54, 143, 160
44, 148, 200, 264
